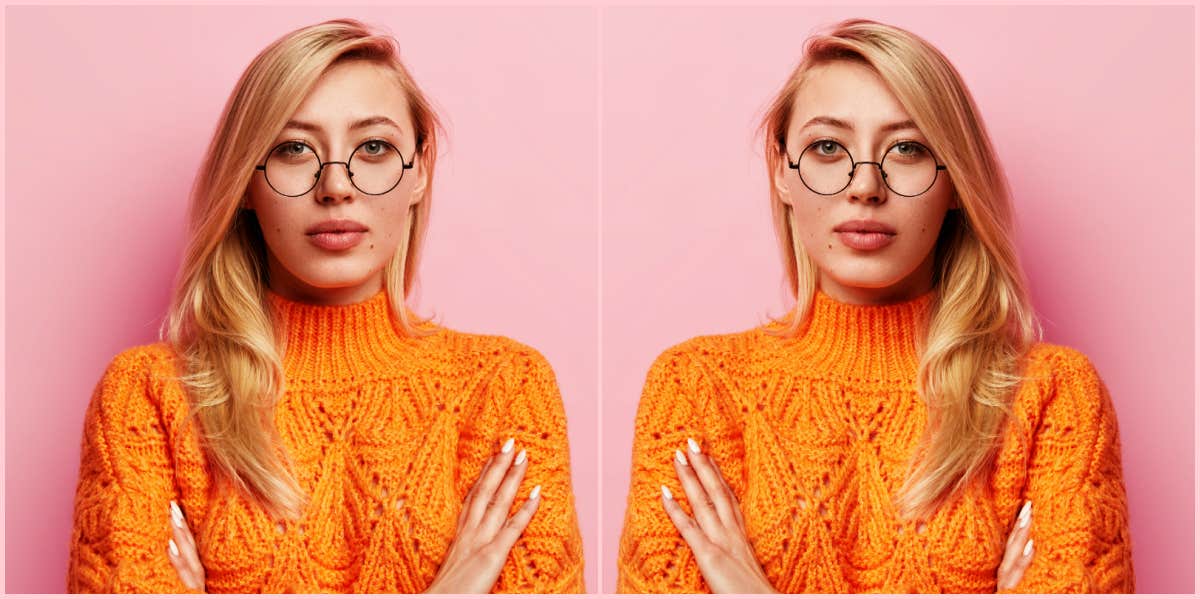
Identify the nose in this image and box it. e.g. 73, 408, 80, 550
846, 161, 887, 205
315, 161, 355, 204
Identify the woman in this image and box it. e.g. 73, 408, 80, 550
66, 19, 584, 593
616, 19, 1133, 593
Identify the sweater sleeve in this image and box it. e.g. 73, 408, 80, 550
616, 346, 721, 593
1007, 349, 1135, 593
459, 341, 585, 593
66, 347, 199, 593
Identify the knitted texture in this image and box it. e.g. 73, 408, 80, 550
67, 290, 585, 593
617, 290, 1134, 593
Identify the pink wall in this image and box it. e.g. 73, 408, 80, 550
600, 5, 1194, 593
4, 3, 1195, 596
4, 6, 599, 593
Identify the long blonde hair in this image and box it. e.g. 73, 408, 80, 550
761, 19, 1040, 520
162, 19, 441, 520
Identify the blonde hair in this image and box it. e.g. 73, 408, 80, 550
761, 19, 1040, 520
162, 19, 441, 520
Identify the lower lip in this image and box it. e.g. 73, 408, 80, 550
307, 231, 365, 251
836, 231, 895, 251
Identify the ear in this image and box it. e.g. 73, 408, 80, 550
408, 164, 429, 207
773, 157, 794, 207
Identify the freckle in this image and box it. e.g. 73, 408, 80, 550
275, 228, 281, 233
827, 244, 833, 249
370, 244, 375, 249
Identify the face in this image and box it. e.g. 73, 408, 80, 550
246, 59, 425, 306
774, 60, 957, 305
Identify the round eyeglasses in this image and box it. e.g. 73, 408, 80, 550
787, 139, 947, 197
254, 139, 415, 197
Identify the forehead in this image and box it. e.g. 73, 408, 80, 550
288, 59, 412, 131
790, 60, 912, 132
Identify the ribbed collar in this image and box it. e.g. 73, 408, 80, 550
786, 289, 935, 382
266, 289, 419, 382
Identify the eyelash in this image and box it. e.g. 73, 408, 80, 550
808, 137, 923, 151
281, 136, 397, 151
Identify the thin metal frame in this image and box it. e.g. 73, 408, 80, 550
254, 139, 416, 197
786, 139, 947, 197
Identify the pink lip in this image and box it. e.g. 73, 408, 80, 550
833, 219, 896, 251
306, 219, 368, 251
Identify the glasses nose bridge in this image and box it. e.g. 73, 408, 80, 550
848, 159, 887, 181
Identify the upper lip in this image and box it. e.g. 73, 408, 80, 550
306, 219, 368, 235
834, 219, 896, 235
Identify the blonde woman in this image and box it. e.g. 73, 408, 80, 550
617, 19, 1133, 593
66, 19, 583, 593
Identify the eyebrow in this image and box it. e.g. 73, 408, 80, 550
282, 115, 403, 133
800, 115, 919, 134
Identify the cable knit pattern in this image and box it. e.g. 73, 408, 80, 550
67, 290, 585, 593
617, 290, 1133, 593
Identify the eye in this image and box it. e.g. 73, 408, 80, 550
359, 139, 394, 156
891, 141, 928, 157
809, 140, 841, 156
276, 141, 313, 157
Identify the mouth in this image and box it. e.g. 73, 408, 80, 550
833, 219, 896, 251
306, 219, 368, 251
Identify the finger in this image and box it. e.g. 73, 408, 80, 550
170, 501, 204, 586
660, 485, 713, 559
711, 457, 746, 530
169, 517, 201, 589
166, 539, 198, 590
998, 502, 1032, 589
464, 438, 518, 529
478, 448, 531, 538
684, 440, 740, 530
673, 450, 724, 537
488, 485, 543, 554
458, 454, 494, 528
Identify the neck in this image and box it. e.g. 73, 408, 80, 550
785, 288, 936, 382
265, 288, 418, 382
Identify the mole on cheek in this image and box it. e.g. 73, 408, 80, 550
369, 244, 375, 250
828, 244, 833, 250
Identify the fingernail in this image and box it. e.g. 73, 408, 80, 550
170, 501, 184, 529
1023, 539, 1033, 557
687, 438, 701, 454
501, 438, 515, 454
515, 449, 527, 465
661, 485, 673, 500
530, 485, 541, 500
168, 538, 180, 557
675, 449, 688, 465
1018, 501, 1031, 528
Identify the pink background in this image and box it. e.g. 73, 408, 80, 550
4, 6, 599, 593
4, 3, 1197, 596
600, 5, 1194, 593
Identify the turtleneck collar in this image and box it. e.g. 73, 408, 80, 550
266, 288, 421, 382
784, 288, 935, 382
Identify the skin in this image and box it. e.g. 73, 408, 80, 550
246, 59, 426, 307
774, 60, 958, 306
165, 60, 539, 593
660, 60, 1035, 592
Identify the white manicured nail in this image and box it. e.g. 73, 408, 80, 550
687, 438, 701, 454
501, 438, 515, 454
1018, 501, 1031, 528
170, 501, 184, 529
661, 485, 673, 500
1023, 539, 1033, 557
168, 538, 180, 557
675, 449, 688, 465
515, 449, 527, 465
530, 485, 541, 500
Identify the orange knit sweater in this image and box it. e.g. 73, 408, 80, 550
617, 291, 1134, 593
67, 290, 585, 593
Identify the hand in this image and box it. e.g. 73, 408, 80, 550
167, 500, 205, 591
661, 438, 775, 594
424, 438, 542, 594
996, 500, 1035, 591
